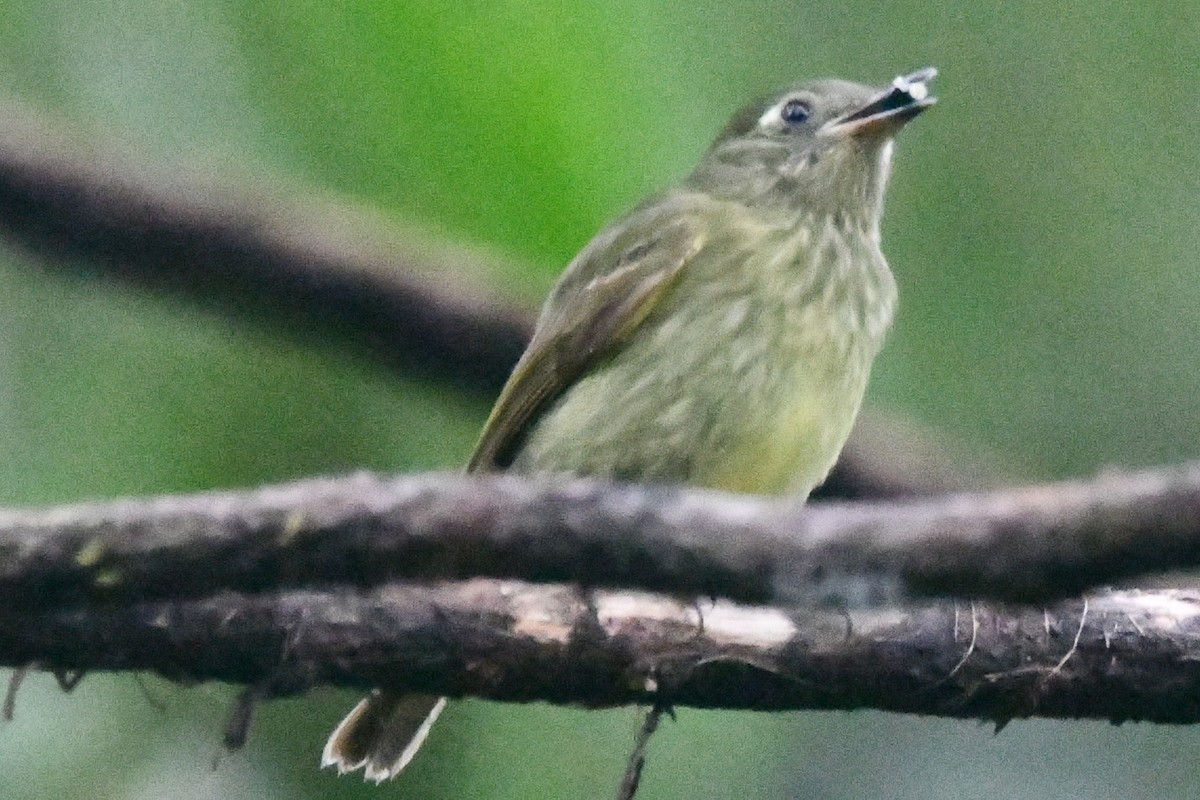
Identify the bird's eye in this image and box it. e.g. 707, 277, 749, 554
780, 98, 812, 124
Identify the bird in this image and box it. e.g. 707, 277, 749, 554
322, 66, 937, 782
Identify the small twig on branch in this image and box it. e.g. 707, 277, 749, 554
3, 666, 28, 720
1, 463, 1200, 612
1, 581, 1198, 727
617, 705, 666, 800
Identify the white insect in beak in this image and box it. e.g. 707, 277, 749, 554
892, 66, 937, 102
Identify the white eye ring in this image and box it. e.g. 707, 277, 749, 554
758, 97, 811, 129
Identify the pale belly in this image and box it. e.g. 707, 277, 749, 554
511, 304, 875, 499
701, 373, 868, 496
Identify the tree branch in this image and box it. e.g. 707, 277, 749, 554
2, 463, 1199, 613
0, 98, 534, 395
2, 581, 1198, 727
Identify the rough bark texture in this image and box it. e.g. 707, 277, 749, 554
2, 464, 1200, 612
2, 582, 1198, 727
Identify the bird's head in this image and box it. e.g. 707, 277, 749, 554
688, 68, 936, 229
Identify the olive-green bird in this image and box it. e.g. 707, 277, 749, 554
323, 67, 936, 782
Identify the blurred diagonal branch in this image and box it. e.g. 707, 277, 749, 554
2, 582, 1200, 728
3, 463, 1200, 613
0, 97, 533, 394
0, 97, 996, 501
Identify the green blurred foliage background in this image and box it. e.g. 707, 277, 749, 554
1, 1, 1198, 798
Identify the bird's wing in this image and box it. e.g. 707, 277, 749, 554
467, 204, 704, 472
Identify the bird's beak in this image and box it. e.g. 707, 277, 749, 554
824, 67, 937, 138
